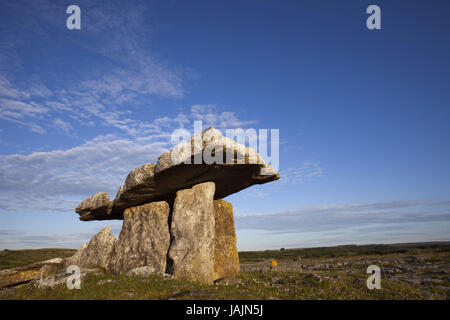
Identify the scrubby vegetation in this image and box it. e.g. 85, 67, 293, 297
1, 268, 446, 300
0, 249, 76, 270
1, 243, 449, 300
238, 242, 450, 263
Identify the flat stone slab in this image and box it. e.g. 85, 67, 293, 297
0, 258, 65, 288
76, 127, 279, 221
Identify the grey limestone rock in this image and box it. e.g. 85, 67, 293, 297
76, 192, 113, 221
107, 201, 170, 274
65, 226, 116, 269
168, 182, 216, 284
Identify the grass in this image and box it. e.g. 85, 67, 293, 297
2, 269, 445, 300
238, 242, 450, 263
1, 242, 448, 300
0, 249, 76, 270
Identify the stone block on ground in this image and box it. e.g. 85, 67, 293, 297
0, 258, 65, 288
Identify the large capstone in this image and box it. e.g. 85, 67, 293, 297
76, 127, 279, 221
168, 182, 216, 284
107, 201, 170, 274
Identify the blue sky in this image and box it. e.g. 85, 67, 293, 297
0, 0, 449, 250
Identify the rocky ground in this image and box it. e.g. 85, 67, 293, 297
0, 243, 449, 300
240, 253, 450, 296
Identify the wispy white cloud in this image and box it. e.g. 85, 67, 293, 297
0, 1, 258, 141
0, 0, 184, 135
235, 200, 450, 233
53, 118, 73, 134
0, 226, 122, 250
190, 104, 256, 130
0, 75, 24, 99
0, 98, 49, 120
279, 161, 323, 184
0, 104, 255, 213
233, 200, 450, 249
0, 135, 168, 212
0, 0, 262, 215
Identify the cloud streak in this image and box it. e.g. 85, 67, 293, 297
233, 200, 450, 250
0, 225, 123, 250
0, 136, 167, 212
0, 0, 264, 215
279, 160, 324, 184
235, 200, 450, 233
0, 104, 257, 213
0, 0, 183, 134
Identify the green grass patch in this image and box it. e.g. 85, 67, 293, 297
0, 248, 76, 270
238, 243, 450, 263
2, 270, 447, 300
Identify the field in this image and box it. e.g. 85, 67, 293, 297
0, 242, 449, 300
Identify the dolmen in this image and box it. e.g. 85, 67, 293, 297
68, 127, 279, 283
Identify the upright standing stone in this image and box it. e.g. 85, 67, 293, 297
213, 200, 240, 279
65, 226, 116, 269
168, 182, 216, 283
107, 201, 170, 274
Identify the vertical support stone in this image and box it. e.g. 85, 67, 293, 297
213, 200, 240, 279
107, 201, 170, 274
168, 182, 216, 284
